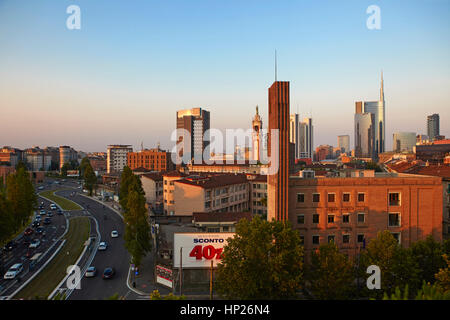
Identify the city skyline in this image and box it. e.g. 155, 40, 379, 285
1, 0, 449, 152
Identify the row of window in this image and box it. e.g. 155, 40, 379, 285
297, 212, 401, 226
301, 232, 401, 245
296, 192, 401, 206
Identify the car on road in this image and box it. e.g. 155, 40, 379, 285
85, 266, 97, 278
32, 221, 40, 228
36, 226, 44, 234
3, 263, 24, 280
98, 242, 108, 251
50, 204, 57, 210
47, 212, 53, 217
111, 231, 119, 238
3, 241, 16, 251
44, 217, 52, 225
29, 239, 41, 249
102, 267, 115, 279
39, 209, 46, 215
57, 209, 63, 215
38, 186, 44, 190
24, 228, 34, 236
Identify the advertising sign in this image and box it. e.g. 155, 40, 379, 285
156, 265, 173, 288
173, 232, 235, 268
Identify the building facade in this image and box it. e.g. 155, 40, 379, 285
127, 147, 174, 172
176, 108, 210, 164
427, 114, 440, 141
267, 81, 290, 221
252, 106, 263, 162
107, 145, 133, 173
354, 108, 375, 159
288, 173, 443, 258
338, 135, 350, 154
393, 132, 416, 152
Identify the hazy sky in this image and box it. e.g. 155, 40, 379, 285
0, 0, 449, 152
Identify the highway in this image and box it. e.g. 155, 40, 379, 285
0, 182, 68, 298
54, 185, 141, 300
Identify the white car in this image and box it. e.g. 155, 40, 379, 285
50, 204, 57, 210
3, 263, 23, 280
29, 239, 41, 249
85, 266, 97, 278
111, 231, 119, 238
98, 242, 107, 251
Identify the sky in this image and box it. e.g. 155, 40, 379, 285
0, 0, 449, 153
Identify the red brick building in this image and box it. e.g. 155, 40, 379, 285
288, 173, 443, 258
127, 147, 174, 172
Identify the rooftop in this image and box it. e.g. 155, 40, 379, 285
175, 173, 248, 189
193, 211, 253, 223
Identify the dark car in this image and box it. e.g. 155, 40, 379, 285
102, 267, 115, 279
47, 212, 53, 217
24, 228, 34, 236
4, 241, 16, 251
57, 209, 63, 215
32, 221, 40, 228
36, 226, 44, 234
44, 217, 52, 225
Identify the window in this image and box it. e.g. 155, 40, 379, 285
388, 213, 400, 227
389, 193, 401, 206
313, 214, 319, 224
357, 234, 365, 243
327, 215, 335, 223
391, 232, 401, 244
205, 201, 211, 209
207, 228, 220, 233
297, 193, 305, 203
327, 193, 335, 202
327, 235, 335, 243
342, 214, 350, 223
357, 193, 365, 202
312, 235, 320, 245
313, 193, 320, 203
357, 213, 365, 223
343, 234, 350, 244
222, 226, 229, 232
297, 215, 305, 224
342, 193, 350, 202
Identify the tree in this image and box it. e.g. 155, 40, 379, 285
215, 215, 304, 300
83, 164, 97, 196
410, 235, 446, 285
79, 157, 91, 178
150, 290, 185, 300
6, 167, 37, 232
435, 254, 450, 293
60, 162, 70, 177
123, 190, 151, 267
306, 242, 355, 299
0, 190, 14, 246
359, 231, 420, 299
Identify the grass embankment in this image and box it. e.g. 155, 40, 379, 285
39, 190, 82, 211
15, 217, 90, 300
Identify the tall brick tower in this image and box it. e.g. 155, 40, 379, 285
267, 81, 290, 221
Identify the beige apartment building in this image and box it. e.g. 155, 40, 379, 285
171, 174, 249, 215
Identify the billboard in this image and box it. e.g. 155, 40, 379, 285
156, 265, 173, 288
173, 232, 235, 268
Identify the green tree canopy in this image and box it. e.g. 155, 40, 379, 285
83, 164, 97, 196
306, 242, 355, 299
215, 215, 304, 300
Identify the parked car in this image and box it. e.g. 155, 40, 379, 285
3, 263, 24, 280
24, 228, 34, 236
98, 242, 108, 251
39, 210, 46, 215
111, 231, 119, 238
44, 217, 52, 225
50, 204, 57, 210
29, 239, 41, 249
85, 266, 97, 278
102, 267, 115, 279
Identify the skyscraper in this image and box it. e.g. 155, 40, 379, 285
354, 104, 375, 159
290, 114, 314, 160
267, 81, 290, 222
176, 108, 210, 164
337, 135, 350, 154
393, 132, 416, 152
252, 106, 263, 162
427, 114, 440, 141
355, 72, 385, 158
